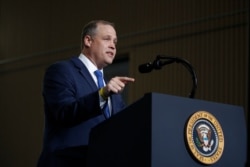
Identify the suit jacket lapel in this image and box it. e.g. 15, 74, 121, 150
70, 56, 123, 116
70, 57, 97, 91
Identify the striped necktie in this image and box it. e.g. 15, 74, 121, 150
94, 70, 110, 118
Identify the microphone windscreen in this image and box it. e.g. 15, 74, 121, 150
138, 63, 153, 73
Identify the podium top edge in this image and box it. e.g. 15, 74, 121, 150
143, 92, 244, 109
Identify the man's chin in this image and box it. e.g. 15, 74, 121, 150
106, 59, 114, 65
103, 61, 113, 68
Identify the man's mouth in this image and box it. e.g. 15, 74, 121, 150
106, 51, 114, 57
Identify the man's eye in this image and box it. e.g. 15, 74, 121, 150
103, 37, 110, 40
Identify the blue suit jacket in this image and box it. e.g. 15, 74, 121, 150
37, 57, 125, 167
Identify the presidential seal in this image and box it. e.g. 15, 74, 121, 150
185, 111, 224, 165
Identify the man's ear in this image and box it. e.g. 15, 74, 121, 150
84, 35, 92, 48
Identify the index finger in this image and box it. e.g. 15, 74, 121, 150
118, 77, 135, 83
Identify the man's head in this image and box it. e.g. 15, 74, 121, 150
81, 20, 117, 69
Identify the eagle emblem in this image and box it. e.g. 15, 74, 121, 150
196, 124, 214, 152
186, 111, 224, 164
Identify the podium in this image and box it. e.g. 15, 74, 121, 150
87, 93, 247, 167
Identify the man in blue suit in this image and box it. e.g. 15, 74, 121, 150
37, 20, 135, 167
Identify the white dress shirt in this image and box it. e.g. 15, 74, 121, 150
78, 53, 112, 113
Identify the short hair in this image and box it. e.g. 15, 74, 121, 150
81, 20, 115, 49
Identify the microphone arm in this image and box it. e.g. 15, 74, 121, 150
144, 55, 198, 98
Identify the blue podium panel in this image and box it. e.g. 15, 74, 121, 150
150, 93, 246, 167
87, 93, 247, 167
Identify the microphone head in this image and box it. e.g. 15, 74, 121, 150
138, 62, 153, 73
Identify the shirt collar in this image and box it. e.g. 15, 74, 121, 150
78, 53, 103, 74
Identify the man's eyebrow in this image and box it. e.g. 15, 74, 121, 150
103, 35, 117, 41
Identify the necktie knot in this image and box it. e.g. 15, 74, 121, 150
94, 70, 102, 78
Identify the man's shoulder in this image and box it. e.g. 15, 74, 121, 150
48, 56, 80, 68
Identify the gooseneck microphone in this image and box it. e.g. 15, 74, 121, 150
138, 56, 175, 73
138, 55, 197, 98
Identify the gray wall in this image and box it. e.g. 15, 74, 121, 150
0, 0, 248, 166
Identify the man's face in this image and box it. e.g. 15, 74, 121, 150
89, 24, 117, 69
